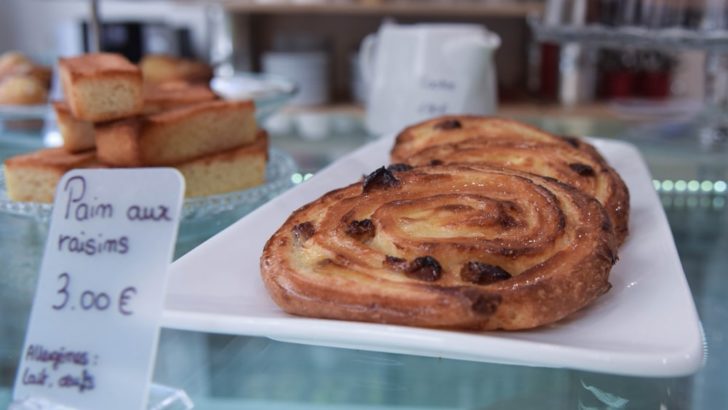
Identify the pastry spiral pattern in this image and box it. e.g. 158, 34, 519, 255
261, 165, 617, 330
391, 116, 571, 162
391, 116, 630, 245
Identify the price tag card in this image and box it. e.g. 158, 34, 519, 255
13, 169, 184, 410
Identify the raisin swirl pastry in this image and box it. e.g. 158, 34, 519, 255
261, 165, 617, 330
405, 139, 629, 244
391, 116, 571, 163
391, 116, 630, 245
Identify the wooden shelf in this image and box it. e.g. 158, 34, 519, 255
221, 1, 543, 17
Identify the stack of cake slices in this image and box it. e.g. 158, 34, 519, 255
3, 53, 266, 202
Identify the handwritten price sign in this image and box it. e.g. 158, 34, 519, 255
51, 272, 137, 315
14, 169, 184, 410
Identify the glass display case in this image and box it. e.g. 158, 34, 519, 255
1, 106, 727, 408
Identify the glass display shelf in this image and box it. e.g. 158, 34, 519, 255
1, 109, 727, 409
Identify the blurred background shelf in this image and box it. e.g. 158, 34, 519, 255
222, 3, 536, 104
532, 21, 728, 51
220, 0, 544, 17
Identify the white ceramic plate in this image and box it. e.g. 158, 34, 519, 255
162, 135, 705, 377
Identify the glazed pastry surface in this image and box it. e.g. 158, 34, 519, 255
261, 165, 617, 330
392, 116, 629, 244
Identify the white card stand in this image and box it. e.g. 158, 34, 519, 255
146, 384, 194, 410
9, 383, 193, 410
13, 169, 189, 410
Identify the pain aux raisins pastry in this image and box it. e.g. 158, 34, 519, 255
391, 116, 570, 162
391, 116, 630, 245
261, 165, 618, 330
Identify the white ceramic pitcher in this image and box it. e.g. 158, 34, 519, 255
359, 23, 501, 135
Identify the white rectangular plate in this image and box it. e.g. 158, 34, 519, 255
162, 135, 705, 377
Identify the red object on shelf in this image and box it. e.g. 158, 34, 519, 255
640, 71, 670, 99
602, 70, 635, 98
540, 43, 559, 100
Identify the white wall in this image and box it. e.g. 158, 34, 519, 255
0, 0, 210, 60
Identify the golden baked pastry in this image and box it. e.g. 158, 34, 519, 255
176, 130, 268, 197
391, 116, 630, 245
53, 101, 96, 153
391, 116, 572, 163
0, 51, 33, 79
142, 81, 217, 115
0, 75, 48, 105
3, 148, 101, 203
261, 165, 617, 330
3, 130, 267, 202
140, 54, 213, 85
53, 81, 217, 153
24, 65, 52, 89
0, 51, 52, 105
405, 138, 630, 244
59, 53, 143, 122
0, 64, 52, 88
95, 99, 257, 166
